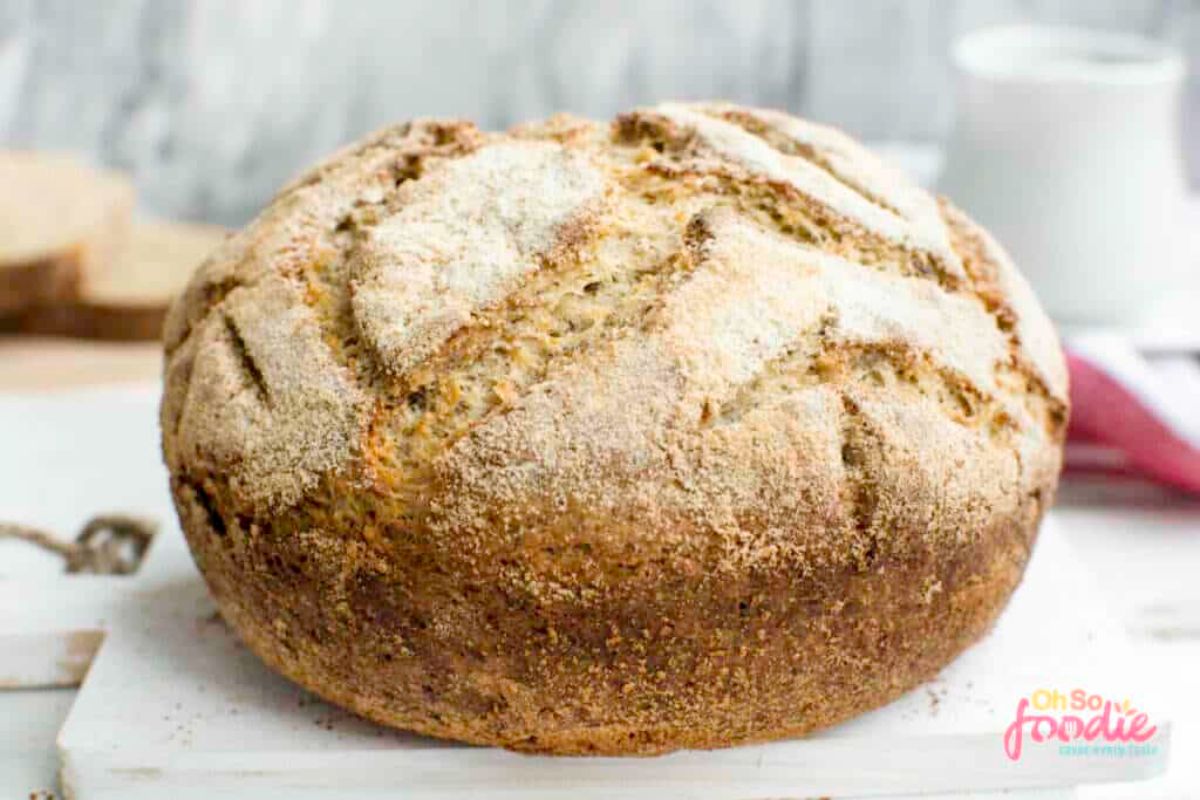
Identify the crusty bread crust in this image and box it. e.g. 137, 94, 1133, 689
11, 221, 228, 341
0, 251, 82, 315
162, 105, 1067, 755
0, 152, 133, 316
8, 302, 166, 341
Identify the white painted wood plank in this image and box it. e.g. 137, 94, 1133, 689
0, 384, 172, 688
0, 689, 76, 799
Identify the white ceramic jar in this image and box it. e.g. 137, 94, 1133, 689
939, 25, 1188, 325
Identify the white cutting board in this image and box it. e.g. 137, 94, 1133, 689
0, 386, 1173, 798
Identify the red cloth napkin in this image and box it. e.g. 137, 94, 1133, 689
1065, 334, 1200, 494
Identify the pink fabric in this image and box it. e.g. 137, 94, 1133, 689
1065, 351, 1200, 495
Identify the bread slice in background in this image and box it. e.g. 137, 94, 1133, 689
0, 152, 134, 315
12, 219, 228, 341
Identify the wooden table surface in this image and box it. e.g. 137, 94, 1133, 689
0, 336, 163, 391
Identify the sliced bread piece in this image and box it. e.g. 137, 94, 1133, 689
12, 219, 228, 341
0, 152, 135, 315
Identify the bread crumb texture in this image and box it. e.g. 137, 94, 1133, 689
162, 103, 1068, 755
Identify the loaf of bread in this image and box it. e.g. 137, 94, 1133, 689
162, 103, 1068, 755
0, 152, 133, 315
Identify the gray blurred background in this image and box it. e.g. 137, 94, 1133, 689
1, 0, 1196, 225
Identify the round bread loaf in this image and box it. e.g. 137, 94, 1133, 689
162, 103, 1068, 755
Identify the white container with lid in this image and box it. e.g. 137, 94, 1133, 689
939, 25, 1189, 325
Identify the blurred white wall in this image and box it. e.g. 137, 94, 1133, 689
0, 0, 1196, 224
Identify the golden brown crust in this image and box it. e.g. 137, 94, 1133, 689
7, 302, 165, 341
163, 104, 1067, 755
0, 250, 83, 316
0, 152, 134, 316
8, 220, 229, 342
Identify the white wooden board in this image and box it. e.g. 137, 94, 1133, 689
0, 385, 1173, 798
